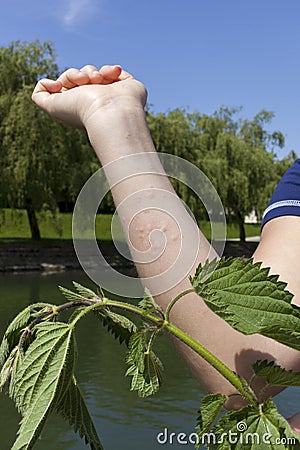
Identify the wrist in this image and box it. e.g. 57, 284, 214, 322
81, 79, 147, 130
84, 101, 154, 165
83, 98, 145, 130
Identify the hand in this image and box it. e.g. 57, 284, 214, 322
32, 65, 147, 128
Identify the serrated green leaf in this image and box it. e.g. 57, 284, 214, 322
0, 307, 31, 369
10, 321, 76, 450
9, 347, 24, 400
196, 394, 227, 448
125, 350, 163, 397
253, 360, 300, 387
94, 309, 137, 345
0, 346, 18, 391
192, 258, 220, 285
205, 399, 300, 450
56, 375, 103, 450
0, 337, 10, 370
59, 285, 88, 302
68, 305, 88, 324
138, 288, 157, 312
125, 332, 163, 397
72, 282, 99, 300
126, 331, 146, 372
0, 303, 56, 370
4, 306, 32, 336
191, 258, 300, 351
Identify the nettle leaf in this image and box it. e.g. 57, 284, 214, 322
191, 258, 300, 351
125, 351, 163, 398
10, 321, 76, 450
205, 398, 300, 450
72, 282, 99, 300
0, 306, 31, 368
0, 303, 55, 369
8, 347, 24, 400
193, 258, 220, 285
196, 394, 227, 447
138, 288, 157, 313
126, 331, 146, 372
125, 331, 163, 397
4, 306, 31, 337
0, 346, 18, 391
94, 309, 137, 345
253, 360, 300, 387
0, 337, 10, 370
55, 375, 103, 450
59, 285, 88, 303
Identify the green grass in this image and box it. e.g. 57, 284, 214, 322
0, 208, 261, 241
198, 220, 261, 240
0, 209, 125, 241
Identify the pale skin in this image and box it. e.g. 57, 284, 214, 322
32, 64, 300, 430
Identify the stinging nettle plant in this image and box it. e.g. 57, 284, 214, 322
1, 257, 300, 449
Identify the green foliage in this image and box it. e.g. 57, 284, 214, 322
191, 257, 300, 351
0, 306, 31, 368
202, 399, 300, 449
253, 360, 300, 387
10, 322, 77, 449
0, 298, 105, 448
0, 40, 58, 96
55, 375, 102, 450
196, 394, 228, 445
0, 41, 97, 238
125, 331, 164, 397
0, 303, 54, 370
138, 287, 159, 313
95, 309, 137, 345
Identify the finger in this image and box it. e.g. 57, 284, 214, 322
118, 69, 134, 81
98, 65, 122, 84
80, 64, 106, 84
31, 79, 62, 108
57, 68, 90, 89
80, 64, 99, 73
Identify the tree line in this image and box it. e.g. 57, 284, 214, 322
0, 40, 297, 241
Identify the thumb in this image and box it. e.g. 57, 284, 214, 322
32, 79, 62, 109
287, 412, 300, 434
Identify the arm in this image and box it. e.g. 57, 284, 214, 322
32, 65, 300, 410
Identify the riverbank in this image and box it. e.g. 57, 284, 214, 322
0, 239, 259, 272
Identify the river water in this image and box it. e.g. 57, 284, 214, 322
1, 270, 300, 450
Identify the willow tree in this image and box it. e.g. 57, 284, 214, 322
147, 107, 285, 241
0, 40, 94, 239
147, 109, 210, 222
203, 109, 284, 241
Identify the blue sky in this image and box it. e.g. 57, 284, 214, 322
1, 0, 300, 159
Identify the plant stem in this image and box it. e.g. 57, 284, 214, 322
165, 322, 256, 405
70, 302, 103, 326
104, 298, 258, 406
165, 288, 195, 321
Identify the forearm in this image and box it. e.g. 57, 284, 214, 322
85, 101, 213, 287
83, 102, 300, 406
